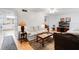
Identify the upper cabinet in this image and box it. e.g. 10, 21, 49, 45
0, 9, 17, 31
3, 15, 16, 30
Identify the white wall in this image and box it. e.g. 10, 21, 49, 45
47, 12, 79, 31
18, 11, 46, 28
58, 13, 79, 30
46, 14, 59, 28
17, 9, 79, 31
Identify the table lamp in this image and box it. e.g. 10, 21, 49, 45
19, 19, 26, 32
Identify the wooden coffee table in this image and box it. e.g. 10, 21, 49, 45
36, 32, 53, 47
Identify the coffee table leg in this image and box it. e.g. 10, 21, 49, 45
42, 39, 44, 47
36, 36, 38, 42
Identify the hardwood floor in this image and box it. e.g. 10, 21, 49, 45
16, 39, 54, 50
1, 30, 54, 50
16, 40, 33, 50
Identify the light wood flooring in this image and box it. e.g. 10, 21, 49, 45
16, 40, 33, 50
16, 39, 54, 50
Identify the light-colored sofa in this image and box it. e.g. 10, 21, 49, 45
18, 26, 47, 41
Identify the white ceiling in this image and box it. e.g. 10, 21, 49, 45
53, 8, 79, 15
15, 8, 79, 15
15, 8, 49, 14
26, 8, 48, 12
0, 8, 16, 15
0, 8, 79, 15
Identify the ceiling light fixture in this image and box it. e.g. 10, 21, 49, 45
48, 8, 58, 14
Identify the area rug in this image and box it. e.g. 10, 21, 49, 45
29, 37, 54, 50
1, 36, 17, 50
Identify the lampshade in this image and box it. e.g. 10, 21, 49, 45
41, 24, 45, 28
19, 19, 26, 26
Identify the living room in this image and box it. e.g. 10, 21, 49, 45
1, 8, 79, 50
